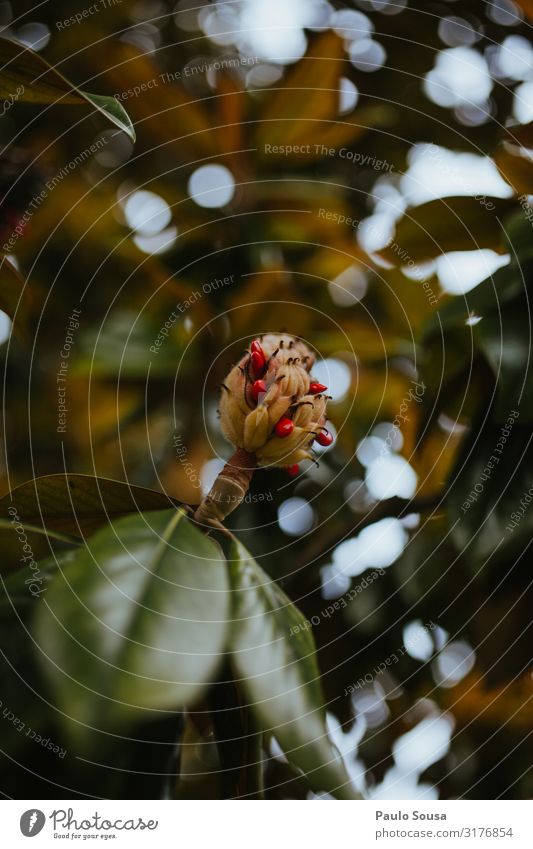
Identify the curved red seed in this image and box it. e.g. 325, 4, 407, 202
250, 339, 264, 356
286, 464, 299, 476
316, 428, 333, 446
309, 381, 327, 394
251, 379, 266, 401
275, 417, 294, 438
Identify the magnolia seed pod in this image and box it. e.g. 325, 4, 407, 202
217, 334, 328, 468
194, 334, 333, 528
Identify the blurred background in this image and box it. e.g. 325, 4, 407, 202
0, 0, 532, 799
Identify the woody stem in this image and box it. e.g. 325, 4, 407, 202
193, 449, 257, 528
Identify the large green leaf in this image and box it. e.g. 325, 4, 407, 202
1, 550, 185, 795
0, 474, 181, 537
34, 509, 230, 742
228, 538, 358, 800
1, 549, 73, 605
0, 37, 135, 141
0, 551, 75, 756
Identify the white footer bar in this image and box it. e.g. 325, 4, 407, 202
3, 800, 532, 847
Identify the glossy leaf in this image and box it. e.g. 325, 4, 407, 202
228, 538, 357, 800
1, 550, 74, 617
34, 509, 230, 742
92, 42, 213, 157
0, 550, 75, 756
0, 474, 181, 536
80, 92, 136, 142
0, 37, 135, 141
379, 196, 512, 264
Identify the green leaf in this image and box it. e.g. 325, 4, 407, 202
475, 302, 533, 421
0, 37, 135, 141
1, 550, 74, 614
447, 416, 533, 565
79, 91, 136, 143
209, 666, 263, 799
34, 509, 230, 743
73, 309, 187, 379
228, 538, 358, 800
503, 207, 533, 264
2, 544, 185, 791
422, 256, 533, 422
255, 31, 386, 158
0, 551, 75, 756
257, 31, 345, 151
0, 473, 181, 537
379, 196, 512, 264
423, 258, 523, 344
0, 256, 30, 339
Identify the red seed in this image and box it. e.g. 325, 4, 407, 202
316, 428, 333, 446
275, 417, 294, 438
286, 464, 299, 476
250, 340, 264, 356
309, 381, 327, 394
251, 379, 266, 401
250, 350, 266, 376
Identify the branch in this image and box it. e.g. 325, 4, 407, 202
193, 449, 256, 531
